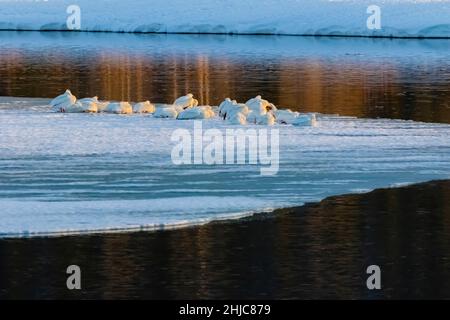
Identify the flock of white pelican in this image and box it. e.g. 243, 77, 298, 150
50, 90, 317, 126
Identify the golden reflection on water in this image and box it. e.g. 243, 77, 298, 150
1, 49, 449, 123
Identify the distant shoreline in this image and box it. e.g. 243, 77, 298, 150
1, 0, 450, 39
1, 29, 450, 40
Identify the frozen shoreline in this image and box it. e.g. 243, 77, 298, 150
0, 179, 448, 239
0, 0, 449, 38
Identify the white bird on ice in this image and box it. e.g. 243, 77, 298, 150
133, 101, 155, 114
105, 102, 133, 114
173, 93, 199, 109
50, 89, 77, 112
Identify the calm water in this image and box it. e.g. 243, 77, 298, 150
0, 180, 449, 299
0, 31, 449, 123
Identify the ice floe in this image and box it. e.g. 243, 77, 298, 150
0, 97, 449, 237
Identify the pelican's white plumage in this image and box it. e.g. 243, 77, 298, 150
292, 114, 317, 127
256, 112, 276, 125
219, 99, 250, 120
60, 100, 97, 113
177, 106, 215, 120
105, 102, 133, 114
226, 111, 247, 125
268, 103, 277, 112
154, 105, 180, 118
78, 96, 98, 104
218, 98, 234, 118
48, 90, 313, 126
76, 97, 99, 113
79, 101, 98, 113
274, 109, 300, 124
210, 105, 219, 114
133, 101, 155, 114
59, 103, 82, 113
225, 103, 249, 120
50, 89, 77, 112
173, 93, 199, 109
235, 103, 250, 116
245, 95, 273, 114
96, 101, 110, 112
246, 111, 258, 124
247, 111, 275, 125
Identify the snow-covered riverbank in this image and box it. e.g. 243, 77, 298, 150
0, 0, 449, 38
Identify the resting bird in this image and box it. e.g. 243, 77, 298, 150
173, 93, 199, 109
50, 89, 77, 112
154, 105, 180, 118
226, 111, 247, 125
219, 99, 250, 120
245, 95, 276, 113
292, 114, 318, 127
247, 111, 275, 125
177, 106, 215, 120
133, 101, 155, 114
218, 98, 235, 118
274, 109, 300, 124
105, 102, 133, 114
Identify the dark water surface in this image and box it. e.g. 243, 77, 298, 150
0, 31, 449, 123
0, 180, 449, 299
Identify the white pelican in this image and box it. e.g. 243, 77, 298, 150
78, 96, 98, 104
154, 105, 180, 118
78, 97, 109, 112
274, 109, 300, 124
247, 111, 275, 125
226, 111, 247, 125
50, 89, 76, 112
219, 99, 250, 120
96, 101, 110, 112
133, 101, 155, 114
218, 98, 234, 118
245, 95, 275, 114
68, 101, 98, 113
173, 93, 199, 109
225, 103, 249, 120
105, 102, 133, 114
292, 114, 318, 127
256, 112, 276, 125
177, 106, 215, 120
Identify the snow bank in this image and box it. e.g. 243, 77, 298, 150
0, 0, 449, 38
